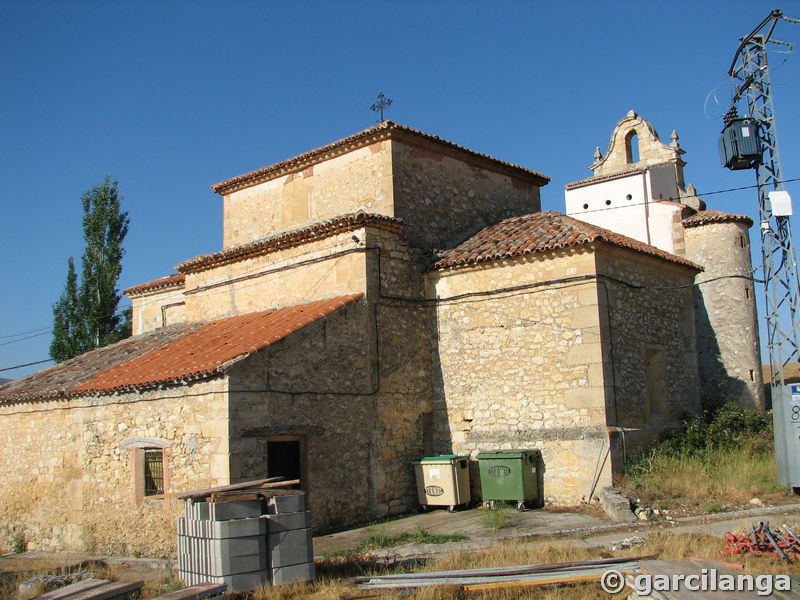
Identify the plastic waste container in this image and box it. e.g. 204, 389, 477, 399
478, 449, 540, 510
412, 454, 471, 511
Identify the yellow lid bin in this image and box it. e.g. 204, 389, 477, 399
412, 455, 471, 512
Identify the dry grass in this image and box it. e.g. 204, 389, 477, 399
621, 447, 786, 510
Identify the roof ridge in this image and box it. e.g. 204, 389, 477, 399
211, 121, 549, 195
433, 211, 700, 271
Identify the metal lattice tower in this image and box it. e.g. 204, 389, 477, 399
728, 9, 800, 390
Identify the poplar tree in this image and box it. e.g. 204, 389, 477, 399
50, 176, 131, 362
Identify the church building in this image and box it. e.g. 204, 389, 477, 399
0, 114, 760, 555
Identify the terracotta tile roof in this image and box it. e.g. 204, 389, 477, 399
564, 166, 648, 190
0, 323, 199, 404
176, 212, 403, 274
124, 273, 186, 297
682, 209, 753, 228
211, 121, 549, 195
0, 294, 363, 404
432, 211, 701, 271
72, 294, 364, 395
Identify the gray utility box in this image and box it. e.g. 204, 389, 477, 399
718, 117, 761, 171
773, 384, 800, 488
178, 492, 315, 591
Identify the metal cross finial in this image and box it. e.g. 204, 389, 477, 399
370, 92, 393, 121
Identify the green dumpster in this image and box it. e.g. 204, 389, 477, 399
477, 449, 540, 510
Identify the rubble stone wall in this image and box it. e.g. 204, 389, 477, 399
426, 248, 613, 502
684, 221, 764, 409
0, 379, 229, 556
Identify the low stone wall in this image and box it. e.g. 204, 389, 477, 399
0, 379, 228, 555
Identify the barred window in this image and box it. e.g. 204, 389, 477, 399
144, 449, 164, 496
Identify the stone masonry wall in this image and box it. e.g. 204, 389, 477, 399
226, 228, 435, 530
130, 286, 186, 335
184, 229, 370, 322
222, 142, 393, 249
392, 139, 541, 251
594, 246, 701, 435
367, 228, 433, 517
227, 298, 378, 532
427, 249, 613, 503
684, 221, 764, 410
0, 379, 229, 556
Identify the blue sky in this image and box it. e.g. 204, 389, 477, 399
2, 1, 800, 378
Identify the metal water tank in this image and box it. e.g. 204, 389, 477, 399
718, 118, 761, 171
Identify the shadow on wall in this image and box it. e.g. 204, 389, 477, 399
425, 303, 547, 507
694, 288, 752, 411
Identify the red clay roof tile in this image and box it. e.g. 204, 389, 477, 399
433, 211, 701, 271
0, 295, 363, 404
682, 209, 753, 228
211, 121, 549, 195
0, 323, 199, 404
72, 294, 364, 394
124, 273, 186, 296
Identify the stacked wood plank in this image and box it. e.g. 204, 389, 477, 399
355, 556, 647, 591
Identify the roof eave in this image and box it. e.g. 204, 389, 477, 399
211, 121, 549, 196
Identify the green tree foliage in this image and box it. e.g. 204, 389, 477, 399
50, 177, 131, 362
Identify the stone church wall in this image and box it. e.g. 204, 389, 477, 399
426, 248, 613, 503
684, 221, 763, 409
0, 379, 229, 557
222, 142, 394, 248
130, 285, 186, 335
392, 139, 541, 251
184, 229, 371, 322
227, 277, 433, 530
594, 247, 701, 439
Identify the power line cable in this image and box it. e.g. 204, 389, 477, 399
0, 326, 52, 339
0, 359, 54, 373
0, 331, 52, 347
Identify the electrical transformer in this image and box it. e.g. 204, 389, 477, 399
774, 384, 800, 488
718, 117, 762, 170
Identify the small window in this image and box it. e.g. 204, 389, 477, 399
605, 199, 612, 206
740, 236, 746, 249
582, 203, 589, 210
144, 449, 164, 496
745, 287, 750, 299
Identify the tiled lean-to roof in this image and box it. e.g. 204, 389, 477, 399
682, 209, 753, 228
124, 273, 186, 296
176, 212, 403, 274
0, 294, 363, 404
211, 120, 550, 195
433, 211, 701, 270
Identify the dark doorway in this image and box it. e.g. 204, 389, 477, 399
267, 439, 303, 489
